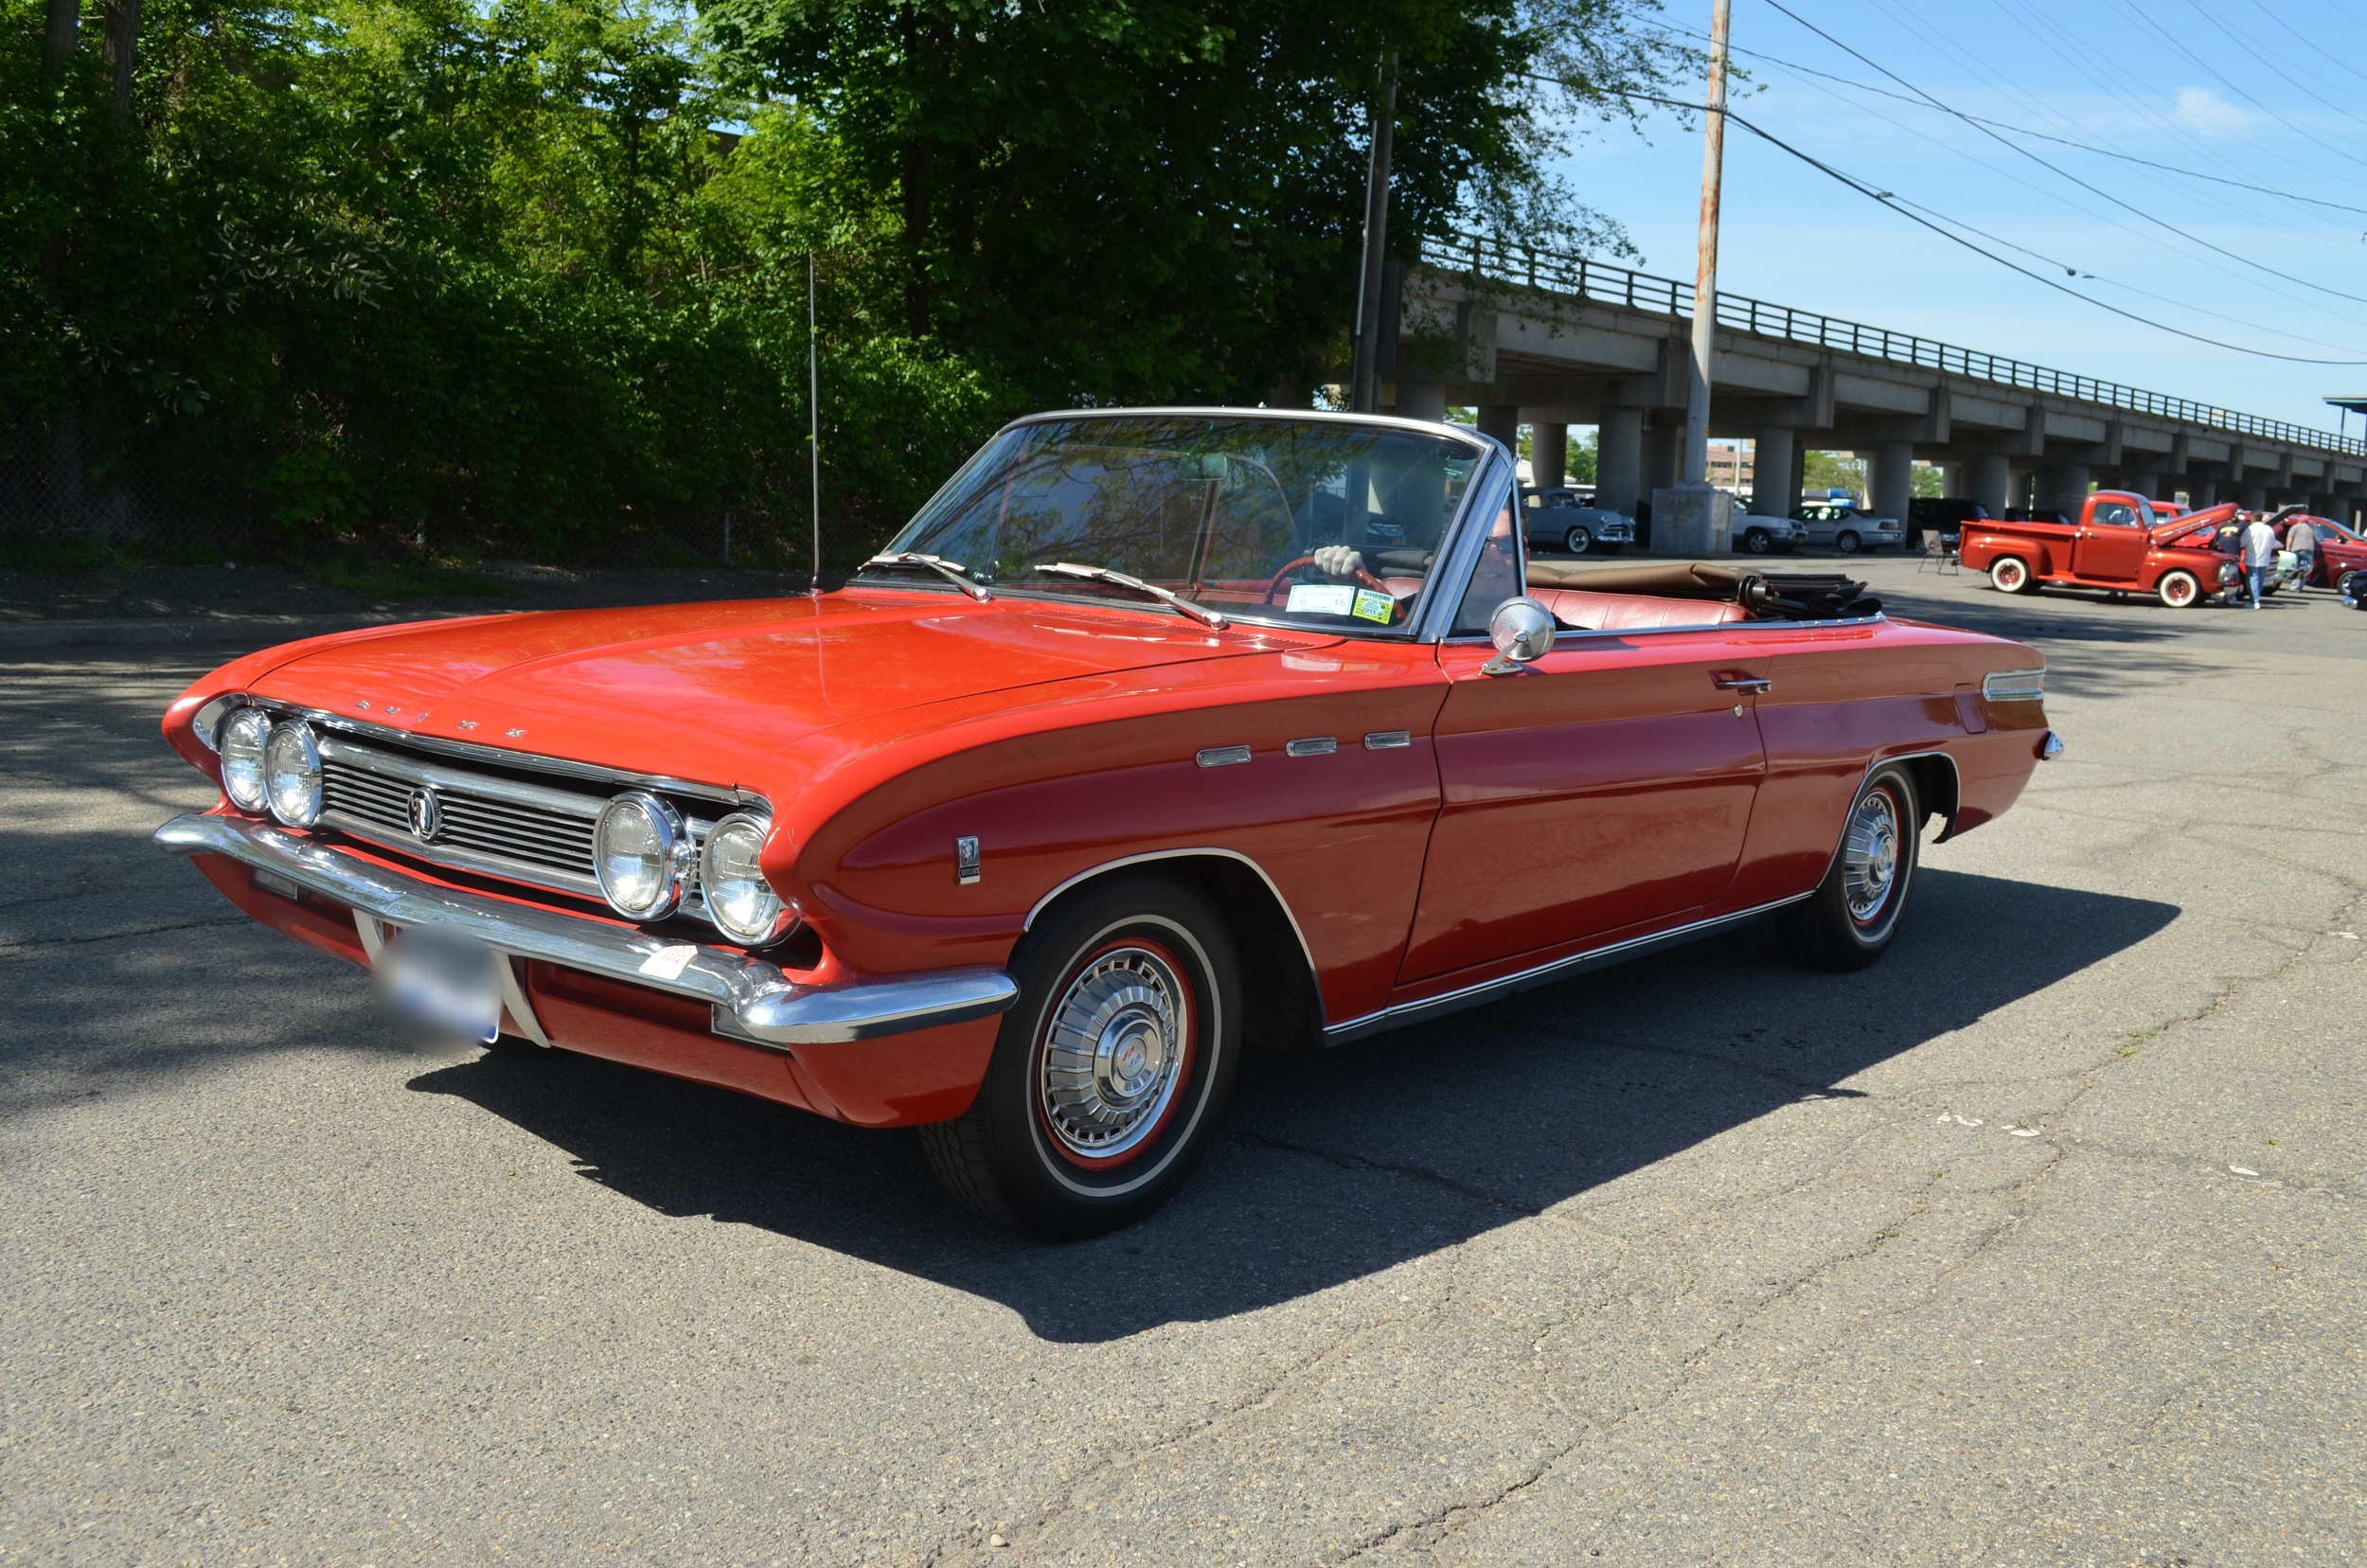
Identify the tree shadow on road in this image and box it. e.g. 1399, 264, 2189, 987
408, 867, 2177, 1342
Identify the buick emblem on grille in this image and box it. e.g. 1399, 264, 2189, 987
407, 786, 442, 842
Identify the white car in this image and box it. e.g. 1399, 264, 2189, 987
1731, 513, 1805, 555
1793, 504, 1904, 554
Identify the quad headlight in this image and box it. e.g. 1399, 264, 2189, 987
700, 812, 786, 944
264, 720, 323, 826
595, 792, 690, 919
218, 707, 272, 811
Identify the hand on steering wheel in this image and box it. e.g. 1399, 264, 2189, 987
1262, 549, 1392, 604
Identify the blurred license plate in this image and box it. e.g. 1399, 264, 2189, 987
374, 927, 503, 1045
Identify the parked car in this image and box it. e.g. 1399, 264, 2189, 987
2267, 509, 2367, 589
1908, 497, 1991, 545
153, 407, 2055, 1238
1732, 511, 1806, 554
1522, 487, 1632, 555
1793, 503, 1905, 553
1959, 493, 2242, 608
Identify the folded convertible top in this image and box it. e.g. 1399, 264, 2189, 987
1526, 561, 1880, 620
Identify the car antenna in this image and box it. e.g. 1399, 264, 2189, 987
809, 251, 823, 597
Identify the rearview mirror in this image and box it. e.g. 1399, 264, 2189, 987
1481, 597, 1555, 675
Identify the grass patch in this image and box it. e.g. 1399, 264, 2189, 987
308, 553, 520, 599
0, 534, 109, 572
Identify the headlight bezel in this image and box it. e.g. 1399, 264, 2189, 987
595, 791, 692, 920
218, 706, 273, 812
699, 811, 791, 945
263, 719, 324, 826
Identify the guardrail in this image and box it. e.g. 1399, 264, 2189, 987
1423, 229, 2363, 458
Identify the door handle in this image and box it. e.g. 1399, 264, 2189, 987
1715, 676, 1771, 694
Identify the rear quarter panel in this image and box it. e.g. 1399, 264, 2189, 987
1722, 619, 2046, 910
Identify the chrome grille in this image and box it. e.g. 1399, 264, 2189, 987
323, 758, 598, 889
309, 733, 718, 918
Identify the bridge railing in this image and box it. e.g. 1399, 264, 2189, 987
1424, 229, 2364, 458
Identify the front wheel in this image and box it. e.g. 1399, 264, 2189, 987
1741, 527, 1772, 554
1564, 525, 1593, 555
2156, 569, 2199, 609
1989, 556, 2034, 595
1778, 763, 1920, 972
1836, 530, 1861, 554
919, 877, 1241, 1239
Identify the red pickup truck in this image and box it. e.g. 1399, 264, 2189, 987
1959, 492, 2240, 608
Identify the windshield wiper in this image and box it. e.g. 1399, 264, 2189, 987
1032, 562, 1230, 630
860, 552, 993, 600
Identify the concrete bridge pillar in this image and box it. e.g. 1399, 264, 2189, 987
1530, 420, 1568, 490
2125, 472, 2159, 501
1598, 408, 1644, 517
1395, 381, 1446, 422
1753, 426, 1797, 518
1644, 418, 1681, 499
1871, 441, 1914, 527
1970, 453, 2012, 517
2041, 462, 2091, 513
1478, 404, 1521, 454
2242, 482, 2269, 510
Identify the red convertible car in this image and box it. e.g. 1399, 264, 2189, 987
155, 410, 2056, 1238
1960, 492, 2241, 608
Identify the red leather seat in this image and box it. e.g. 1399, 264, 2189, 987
1529, 589, 1746, 630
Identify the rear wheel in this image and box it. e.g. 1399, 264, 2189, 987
1564, 525, 1593, 555
1779, 764, 1920, 972
1836, 530, 1862, 554
1989, 556, 2034, 595
2156, 569, 2199, 609
919, 878, 1241, 1239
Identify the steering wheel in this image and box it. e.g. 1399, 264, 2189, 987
1263, 555, 1394, 605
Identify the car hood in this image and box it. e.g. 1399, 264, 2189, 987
243, 591, 1295, 788
2154, 501, 2236, 543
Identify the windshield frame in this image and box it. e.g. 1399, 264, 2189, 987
863, 406, 1506, 643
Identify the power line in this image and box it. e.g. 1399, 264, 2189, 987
1558, 80, 2367, 365
1754, 0, 2367, 310
1643, 19, 2367, 218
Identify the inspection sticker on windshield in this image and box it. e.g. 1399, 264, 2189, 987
1286, 584, 1356, 616
1351, 589, 1395, 624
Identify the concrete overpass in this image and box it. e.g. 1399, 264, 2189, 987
1380, 231, 2367, 526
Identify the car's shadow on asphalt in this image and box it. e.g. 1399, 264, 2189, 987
408, 867, 2176, 1343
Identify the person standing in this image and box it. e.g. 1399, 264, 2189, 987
2241, 512, 2280, 608
2287, 514, 2319, 592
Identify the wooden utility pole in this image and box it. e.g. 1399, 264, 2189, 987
1347, 54, 1397, 415
1682, 0, 1732, 486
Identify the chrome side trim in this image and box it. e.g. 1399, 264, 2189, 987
157, 812, 1013, 1049
1023, 847, 1313, 952
1323, 892, 1814, 1045
1818, 748, 1963, 864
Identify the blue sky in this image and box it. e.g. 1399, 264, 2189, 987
1539, 0, 2367, 440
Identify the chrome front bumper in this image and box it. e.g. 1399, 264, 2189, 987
154, 812, 1018, 1047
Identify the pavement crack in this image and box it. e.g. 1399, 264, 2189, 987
0, 915, 253, 955
1224, 1128, 1543, 1216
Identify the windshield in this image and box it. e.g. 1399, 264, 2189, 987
867, 414, 1484, 633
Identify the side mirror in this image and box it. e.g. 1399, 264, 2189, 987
1481, 597, 1555, 676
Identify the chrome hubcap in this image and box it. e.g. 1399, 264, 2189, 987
1040, 947, 1187, 1162
1842, 789, 1901, 923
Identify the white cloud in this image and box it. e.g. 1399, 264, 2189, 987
2175, 86, 2250, 134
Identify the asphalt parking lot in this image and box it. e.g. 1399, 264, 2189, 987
3, 559, 2361, 1565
